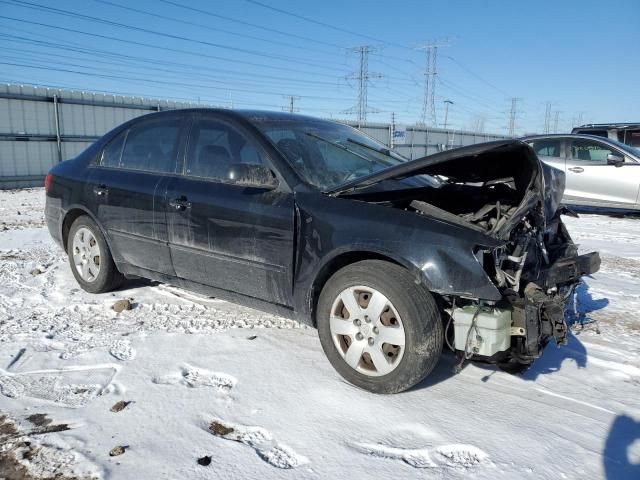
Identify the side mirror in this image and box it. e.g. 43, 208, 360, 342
227, 163, 278, 189
606, 153, 625, 167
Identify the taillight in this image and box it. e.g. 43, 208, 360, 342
45, 173, 53, 193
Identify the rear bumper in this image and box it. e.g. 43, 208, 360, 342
539, 251, 601, 289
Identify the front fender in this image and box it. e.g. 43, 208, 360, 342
292, 192, 503, 318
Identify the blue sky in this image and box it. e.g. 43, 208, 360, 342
1, 0, 637, 135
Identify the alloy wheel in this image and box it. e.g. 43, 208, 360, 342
72, 227, 101, 282
329, 286, 406, 376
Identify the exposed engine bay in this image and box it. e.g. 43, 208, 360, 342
339, 141, 601, 371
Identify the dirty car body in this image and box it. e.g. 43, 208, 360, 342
45, 109, 600, 391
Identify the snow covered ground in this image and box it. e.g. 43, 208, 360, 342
0, 188, 639, 480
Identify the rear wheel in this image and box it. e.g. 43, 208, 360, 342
67, 215, 124, 293
317, 260, 443, 393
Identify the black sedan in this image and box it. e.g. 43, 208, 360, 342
45, 109, 600, 393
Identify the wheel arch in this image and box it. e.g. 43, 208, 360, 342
307, 249, 428, 327
61, 206, 109, 254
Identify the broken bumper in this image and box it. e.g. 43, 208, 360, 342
539, 252, 601, 289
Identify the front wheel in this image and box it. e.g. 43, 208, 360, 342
317, 260, 443, 394
67, 215, 124, 294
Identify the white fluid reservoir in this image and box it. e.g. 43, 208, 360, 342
452, 305, 512, 357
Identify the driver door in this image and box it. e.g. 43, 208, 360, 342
165, 113, 295, 306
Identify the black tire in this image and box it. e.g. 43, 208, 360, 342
317, 260, 443, 394
67, 215, 124, 294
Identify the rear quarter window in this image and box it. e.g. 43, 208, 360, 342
100, 131, 126, 168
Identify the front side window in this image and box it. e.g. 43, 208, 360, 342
186, 118, 265, 181
529, 139, 561, 158
118, 119, 181, 173
570, 139, 616, 164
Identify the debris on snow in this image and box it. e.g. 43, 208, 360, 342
109, 445, 127, 457
112, 299, 132, 313
110, 400, 132, 413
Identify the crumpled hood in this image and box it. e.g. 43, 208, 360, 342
330, 139, 565, 239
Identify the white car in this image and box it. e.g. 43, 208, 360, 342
522, 134, 640, 212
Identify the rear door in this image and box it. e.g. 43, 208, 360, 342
90, 114, 185, 275
565, 138, 640, 207
165, 113, 295, 306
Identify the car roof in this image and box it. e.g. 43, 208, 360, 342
573, 123, 640, 129
520, 133, 616, 142
132, 107, 335, 125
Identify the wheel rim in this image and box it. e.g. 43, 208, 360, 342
329, 286, 406, 377
72, 227, 101, 282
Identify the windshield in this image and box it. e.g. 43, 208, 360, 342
250, 117, 408, 190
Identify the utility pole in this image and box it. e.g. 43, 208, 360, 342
344, 45, 382, 127
508, 97, 521, 137
282, 95, 300, 113
543, 102, 552, 134
416, 39, 449, 126
443, 100, 453, 129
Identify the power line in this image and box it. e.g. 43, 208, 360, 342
91, 0, 340, 57
158, 0, 345, 50
437, 78, 501, 112
0, 16, 350, 80
243, 0, 411, 49
0, 39, 410, 107
0, 39, 350, 90
443, 55, 511, 97
2, 1, 349, 73
0, 61, 361, 102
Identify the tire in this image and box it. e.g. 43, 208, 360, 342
317, 260, 443, 394
67, 215, 124, 294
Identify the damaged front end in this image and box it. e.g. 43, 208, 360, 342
331, 140, 601, 371
464, 208, 600, 370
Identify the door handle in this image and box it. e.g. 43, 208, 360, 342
568, 167, 584, 173
93, 184, 109, 196
169, 196, 192, 210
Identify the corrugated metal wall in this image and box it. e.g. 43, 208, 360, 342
0, 83, 509, 189
0, 84, 205, 188
344, 121, 510, 159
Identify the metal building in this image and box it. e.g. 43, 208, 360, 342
0, 83, 508, 189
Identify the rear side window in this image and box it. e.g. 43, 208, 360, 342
118, 119, 181, 173
529, 139, 561, 158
